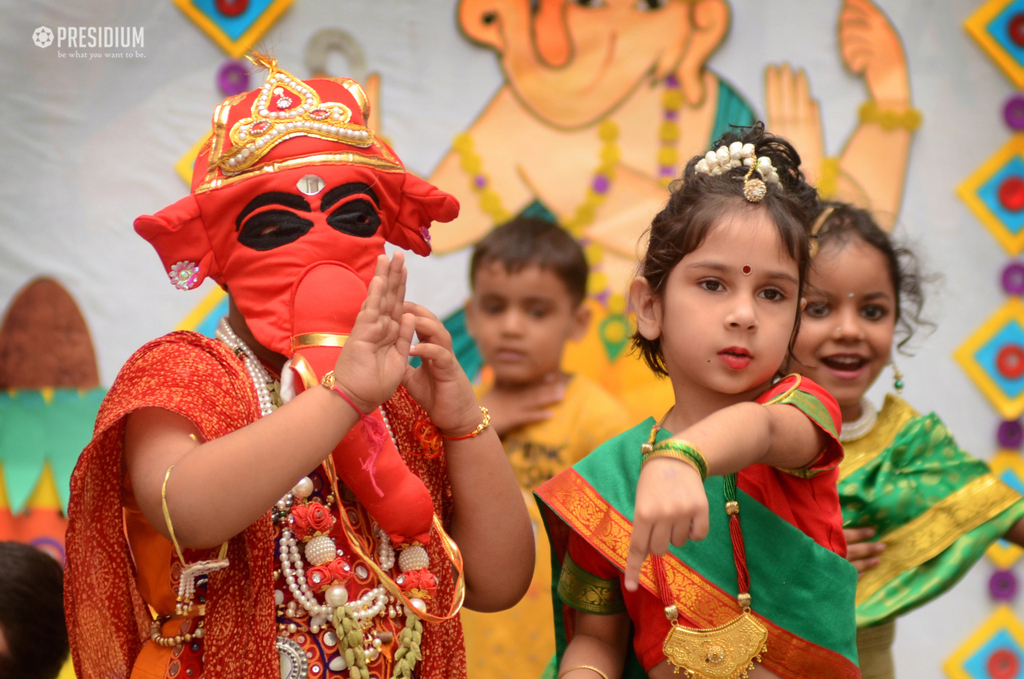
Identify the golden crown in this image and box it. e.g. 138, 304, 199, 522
216, 56, 374, 176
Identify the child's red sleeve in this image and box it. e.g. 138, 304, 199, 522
758, 375, 844, 475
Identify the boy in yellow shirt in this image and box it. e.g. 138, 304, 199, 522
461, 218, 632, 679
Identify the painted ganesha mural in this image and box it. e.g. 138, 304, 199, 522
424, 0, 917, 419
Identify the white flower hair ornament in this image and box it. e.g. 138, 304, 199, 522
694, 141, 781, 203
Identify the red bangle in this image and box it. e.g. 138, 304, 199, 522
441, 406, 490, 440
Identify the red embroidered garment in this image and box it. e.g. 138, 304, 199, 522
64, 332, 465, 679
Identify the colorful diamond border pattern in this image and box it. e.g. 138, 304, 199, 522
958, 135, 1024, 256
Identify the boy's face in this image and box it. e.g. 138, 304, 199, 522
466, 262, 590, 388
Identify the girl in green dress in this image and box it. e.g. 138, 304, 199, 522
792, 202, 1024, 679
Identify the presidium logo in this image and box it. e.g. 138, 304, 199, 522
32, 26, 53, 48
33, 25, 145, 59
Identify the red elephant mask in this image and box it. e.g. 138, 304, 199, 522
134, 55, 459, 546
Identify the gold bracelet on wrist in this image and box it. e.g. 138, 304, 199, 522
645, 440, 708, 480
441, 406, 490, 440
858, 100, 922, 131
557, 665, 611, 679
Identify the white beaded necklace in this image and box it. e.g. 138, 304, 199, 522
215, 317, 276, 416
839, 398, 878, 443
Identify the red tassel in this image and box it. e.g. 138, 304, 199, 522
359, 413, 388, 497
729, 514, 750, 595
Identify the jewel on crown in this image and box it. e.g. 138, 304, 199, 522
217, 54, 375, 175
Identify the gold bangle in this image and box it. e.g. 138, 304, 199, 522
161, 465, 188, 565
858, 100, 922, 131
441, 406, 490, 440
642, 450, 703, 479
557, 666, 611, 679
648, 439, 708, 480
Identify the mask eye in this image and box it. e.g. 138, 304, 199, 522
634, 0, 666, 9
571, 0, 607, 7
237, 210, 314, 251
326, 198, 381, 238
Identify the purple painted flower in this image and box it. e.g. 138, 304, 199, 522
991, 570, 1018, 601
592, 174, 610, 195
474, 174, 488, 189
998, 420, 1024, 449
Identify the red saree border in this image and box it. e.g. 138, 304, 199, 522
536, 469, 860, 679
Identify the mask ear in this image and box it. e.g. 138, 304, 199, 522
386, 172, 460, 256
134, 194, 221, 290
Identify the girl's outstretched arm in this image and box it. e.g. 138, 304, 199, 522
401, 302, 535, 612
558, 610, 631, 679
624, 402, 827, 590
125, 254, 415, 549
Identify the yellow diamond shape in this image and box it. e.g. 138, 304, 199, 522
172, 0, 295, 59
945, 606, 1024, 679
175, 134, 211, 186
966, 0, 1024, 87
988, 452, 1024, 568
958, 135, 1024, 256
955, 299, 1024, 419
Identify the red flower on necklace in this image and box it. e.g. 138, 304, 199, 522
291, 501, 335, 541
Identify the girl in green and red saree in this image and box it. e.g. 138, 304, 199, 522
536, 125, 861, 679
792, 203, 1024, 679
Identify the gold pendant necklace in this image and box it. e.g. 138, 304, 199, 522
647, 425, 768, 677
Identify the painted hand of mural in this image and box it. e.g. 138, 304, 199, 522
764, 0, 916, 230
765, 64, 824, 186
840, 0, 910, 106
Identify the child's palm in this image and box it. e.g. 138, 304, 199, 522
333, 254, 415, 414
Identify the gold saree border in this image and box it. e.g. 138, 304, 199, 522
839, 394, 918, 481
856, 474, 1022, 605
538, 470, 859, 679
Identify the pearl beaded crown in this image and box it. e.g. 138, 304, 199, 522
218, 55, 374, 175
694, 142, 781, 189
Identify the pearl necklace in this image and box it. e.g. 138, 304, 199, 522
839, 398, 878, 443
215, 317, 276, 416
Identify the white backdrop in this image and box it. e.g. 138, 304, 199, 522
0, 1, 1015, 675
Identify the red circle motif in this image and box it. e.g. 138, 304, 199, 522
310, 109, 330, 120
215, 0, 248, 16
998, 345, 1024, 380
251, 121, 270, 136
1011, 15, 1024, 47
988, 648, 1020, 679
999, 177, 1024, 212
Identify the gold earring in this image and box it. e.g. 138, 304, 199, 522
892, 362, 904, 394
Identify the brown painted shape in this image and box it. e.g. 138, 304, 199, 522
0, 278, 99, 389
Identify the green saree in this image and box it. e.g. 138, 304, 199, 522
537, 417, 860, 679
841, 394, 1024, 629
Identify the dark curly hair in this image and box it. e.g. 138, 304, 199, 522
810, 202, 932, 353
631, 123, 820, 377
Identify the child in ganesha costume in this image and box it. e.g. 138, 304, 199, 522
536, 126, 861, 679
63, 55, 534, 679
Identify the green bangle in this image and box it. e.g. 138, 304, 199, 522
648, 440, 708, 480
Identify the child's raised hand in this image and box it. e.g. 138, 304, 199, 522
332, 253, 416, 415
402, 302, 482, 437
843, 526, 885, 574
623, 457, 709, 592
481, 375, 564, 436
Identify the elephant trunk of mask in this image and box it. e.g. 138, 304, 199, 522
287, 262, 434, 546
